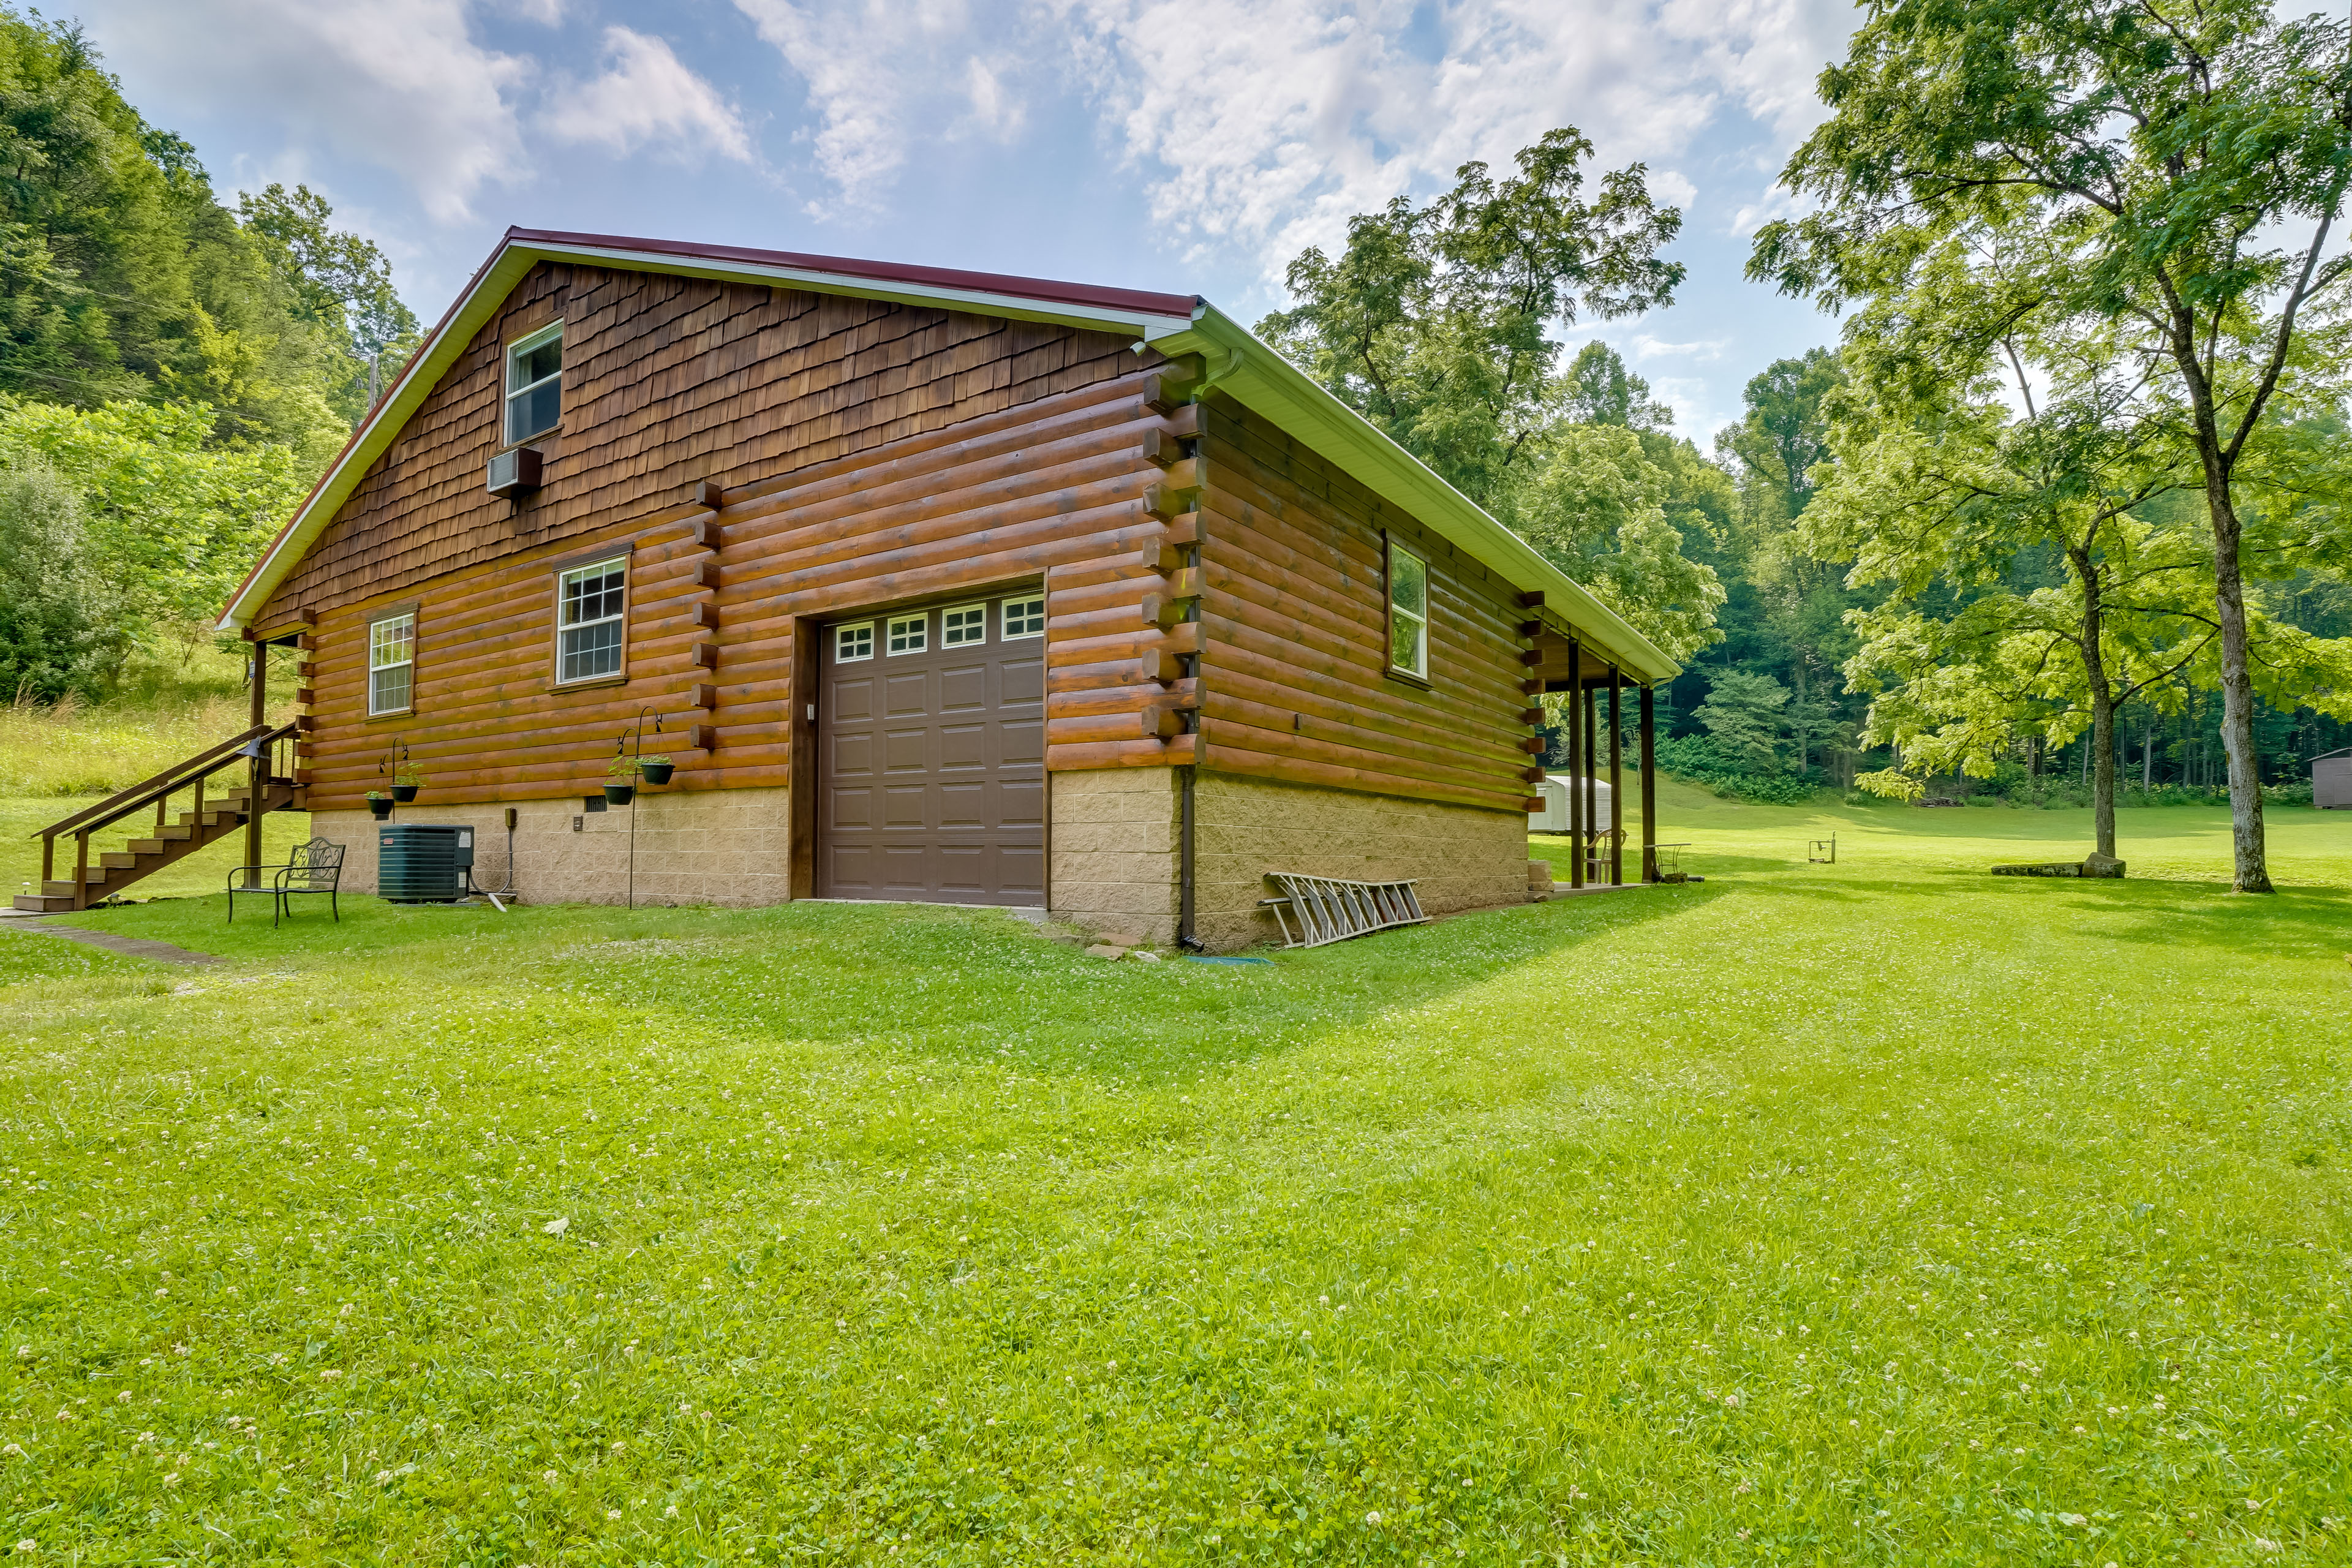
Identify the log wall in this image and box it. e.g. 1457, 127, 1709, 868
289, 372, 1194, 810
263, 263, 1535, 823
1195, 397, 1534, 815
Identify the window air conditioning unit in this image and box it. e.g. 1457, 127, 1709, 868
487, 445, 543, 499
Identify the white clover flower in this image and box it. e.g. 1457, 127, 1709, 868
606, 1510, 622, 1521
162, 1474, 179, 1488
543, 1469, 560, 1485
1365, 1511, 1381, 1525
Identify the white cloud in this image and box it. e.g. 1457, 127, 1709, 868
1659, 0, 1856, 142
731, 0, 1027, 211
543, 28, 755, 164
1629, 333, 1731, 363
1052, 0, 1840, 284
717, 0, 1853, 259
83, 0, 529, 224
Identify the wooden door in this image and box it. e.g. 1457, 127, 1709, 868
815, 590, 1046, 905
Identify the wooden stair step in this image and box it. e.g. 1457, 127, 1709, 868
12, 894, 75, 913
101, 851, 148, 870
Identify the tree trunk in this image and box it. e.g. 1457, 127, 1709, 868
2143, 707, 2154, 792
2070, 546, 2116, 859
2209, 486, 2271, 890
1793, 657, 1809, 776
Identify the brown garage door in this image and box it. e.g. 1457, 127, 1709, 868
816, 589, 1046, 905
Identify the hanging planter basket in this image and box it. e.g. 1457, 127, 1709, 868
367, 797, 395, 820
603, 783, 636, 806
390, 784, 420, 804
638, 761, 674, 786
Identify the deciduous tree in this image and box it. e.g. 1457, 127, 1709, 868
1753, 0, 2352, 891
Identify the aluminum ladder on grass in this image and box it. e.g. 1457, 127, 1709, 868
1260, 872, 1428, 949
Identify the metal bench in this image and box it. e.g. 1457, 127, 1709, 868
228, 837, 345, 925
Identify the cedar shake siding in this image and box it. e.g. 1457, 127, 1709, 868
264, 262, 1141, 614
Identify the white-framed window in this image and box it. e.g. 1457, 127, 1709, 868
887, 612, 927, 655
1002, 594, 1045, 639
505, 323, 563, 445
557, 556, 626, 684
368, 611, 414, 715
942, 603, 987, 646
834, 621, 873, 662
1386, 537, 1429, 680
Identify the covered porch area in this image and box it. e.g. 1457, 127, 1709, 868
1528, 630, 1662, 891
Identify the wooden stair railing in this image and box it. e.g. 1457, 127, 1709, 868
17, 722, 304, 913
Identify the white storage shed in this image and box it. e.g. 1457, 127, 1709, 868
2316, 748, 2352, 809
1529, 775, 1613, 834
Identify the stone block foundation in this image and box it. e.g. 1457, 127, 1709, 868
309, 785, 793, 907
1047, 769, 1180, 944
308, 771, 1523, 943
1191, 770, 1528, 951
1046, 766, 1529, 951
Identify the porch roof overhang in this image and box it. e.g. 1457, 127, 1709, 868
216, 229, 1679, 685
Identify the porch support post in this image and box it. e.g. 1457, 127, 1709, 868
1608, 666, 1623, 886
1583, 676, 1598, 889
1640, 684, 1658, 882
243, 639, 266, 889
1566, 638, 1583, 889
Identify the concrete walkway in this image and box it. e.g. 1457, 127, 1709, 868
0, 915, 223, 966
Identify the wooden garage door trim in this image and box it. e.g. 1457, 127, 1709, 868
815, 581, 1047, 907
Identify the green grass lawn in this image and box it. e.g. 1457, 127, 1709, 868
2, 784, 2348, 1564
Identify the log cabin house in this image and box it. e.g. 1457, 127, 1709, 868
186, 228, 1675, 948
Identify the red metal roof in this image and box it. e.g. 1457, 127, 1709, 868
505, 227, 1202, 319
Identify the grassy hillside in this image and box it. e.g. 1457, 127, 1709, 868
1, 794, 2345, 1563
1, 644, 312, 902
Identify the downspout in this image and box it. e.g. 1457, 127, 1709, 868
1168, 345, 1241, 954
1178, 765, 1198, 949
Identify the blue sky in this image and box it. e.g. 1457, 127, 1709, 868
79, 0, 1858, 443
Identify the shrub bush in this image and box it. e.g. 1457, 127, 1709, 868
1654, 736, 1824, 804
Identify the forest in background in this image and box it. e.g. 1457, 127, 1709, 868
0, 9, 415, 707
1261, 116, 2352, 821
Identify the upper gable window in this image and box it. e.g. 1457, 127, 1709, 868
505, 323, 563, 445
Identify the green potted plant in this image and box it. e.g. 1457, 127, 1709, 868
390, 766, 426, 804
636, 754, 674, 786
603, 754, 638, 806
366, 790, 394, 821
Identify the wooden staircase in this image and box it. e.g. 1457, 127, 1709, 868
17, 723, 304, 913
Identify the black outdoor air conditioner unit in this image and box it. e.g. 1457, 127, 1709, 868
487, 445, 543, 499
